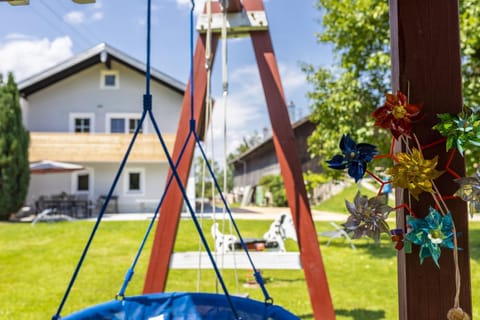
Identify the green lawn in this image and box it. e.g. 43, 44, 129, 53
1, 219, 479, 319
313, 182, 395, 214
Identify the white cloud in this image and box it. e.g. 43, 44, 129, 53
91, 12, 104, 21
278, 64, 307, 96
5, 33, 34, 41
176, 0, 191, 6
64, 9, 104, 24
203, 61, 307, 164
90, 0, 104, 20
0, 36, 73, 81
137, 17, 146, 26
201, 64, 266, 162
91, 1, 102, 10
176, 0, 204, 15
64, 11, 85, 25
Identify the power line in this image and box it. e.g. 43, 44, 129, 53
36, 1, 97, 48
57, 0, 102, 45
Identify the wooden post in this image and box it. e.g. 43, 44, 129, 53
244, 1, 335, 319
389, 1, 472, 318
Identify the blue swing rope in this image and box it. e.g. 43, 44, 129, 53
51, 2, 158, 318
53, 0, 272, 318
51, 86, 149, 320
114, 0, 273, 307
117, 1, 242, 318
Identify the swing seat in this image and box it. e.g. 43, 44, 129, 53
62, 292, 299, 320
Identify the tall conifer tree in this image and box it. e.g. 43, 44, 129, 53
0, 73, 30, 220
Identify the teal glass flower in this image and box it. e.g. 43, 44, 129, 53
405, 207, 456, 267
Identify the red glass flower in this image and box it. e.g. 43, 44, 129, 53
372, 91, 422, 138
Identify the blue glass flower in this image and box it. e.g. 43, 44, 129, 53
326, 134, 378, 182
405, 207, 456, 267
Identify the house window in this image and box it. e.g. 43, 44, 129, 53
75, 118, 90, 133
124, 168, 145, 195
77, 174, 89, 191
69, 113, 95, 133
71, 168, 94, 196
110, 118, 125, 133
106, 113, 144, 133
129, 118, 142, 133
128, 172, 141, 191
104, 74, 116, 87
100, 70, 119, 89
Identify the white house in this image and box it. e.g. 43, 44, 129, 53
19, 43, 186, 213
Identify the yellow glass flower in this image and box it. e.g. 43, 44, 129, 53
387, 148, 444, 200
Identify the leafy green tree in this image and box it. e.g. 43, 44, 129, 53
0, 73, 30, 220
193, 155, 232, 201
304, 0, 390, 176
193, 156, 215, 200
460, 1, 480, 108
258, 174, 288, 207
234, 131, 262, 155
458, 2, 480, 173
221, 153, 235, 192
195, 131, 261, 201
307, 0, 479, 175
303, 171, 328, 204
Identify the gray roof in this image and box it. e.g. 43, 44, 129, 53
18, 42, 186, 96
230, 116, 311, 164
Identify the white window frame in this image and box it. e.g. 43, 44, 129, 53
100, 70, 120, 89
69, 113, 95, 133
123, 167, 146, 196
105, 113, 146, 133
71, 167, 94, 198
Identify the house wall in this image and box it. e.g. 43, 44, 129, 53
22, 61, 182, 134
232, 120, 324, 205
295, 122, 322, 173
27, 162, 170, 213
91, 162, 169, 213
28, 173, 72, 204
232, 148, 279, 188
22, 59, 185, 213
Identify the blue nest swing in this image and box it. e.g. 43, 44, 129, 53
62, 292, 298, 320
52, 1, 300, 320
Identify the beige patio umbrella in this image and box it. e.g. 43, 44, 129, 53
29, 160, 84, 174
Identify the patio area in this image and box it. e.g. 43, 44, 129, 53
35, 193, 93, 218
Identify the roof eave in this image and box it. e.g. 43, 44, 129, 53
18, 43, 186, 97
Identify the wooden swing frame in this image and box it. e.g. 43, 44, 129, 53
143, 1, 335, 319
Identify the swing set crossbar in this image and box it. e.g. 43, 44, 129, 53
170, 252, 302, 270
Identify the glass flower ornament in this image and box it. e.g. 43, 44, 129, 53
455, 169, 480, 214
326, 134, 378, 182
433, 106, 480, 156
405, 207, 456, 267
343, 192, 392, 243
387, 148, 443, 200
373, 91, 422, 138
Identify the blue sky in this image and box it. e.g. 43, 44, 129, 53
0, 0, 333, 163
